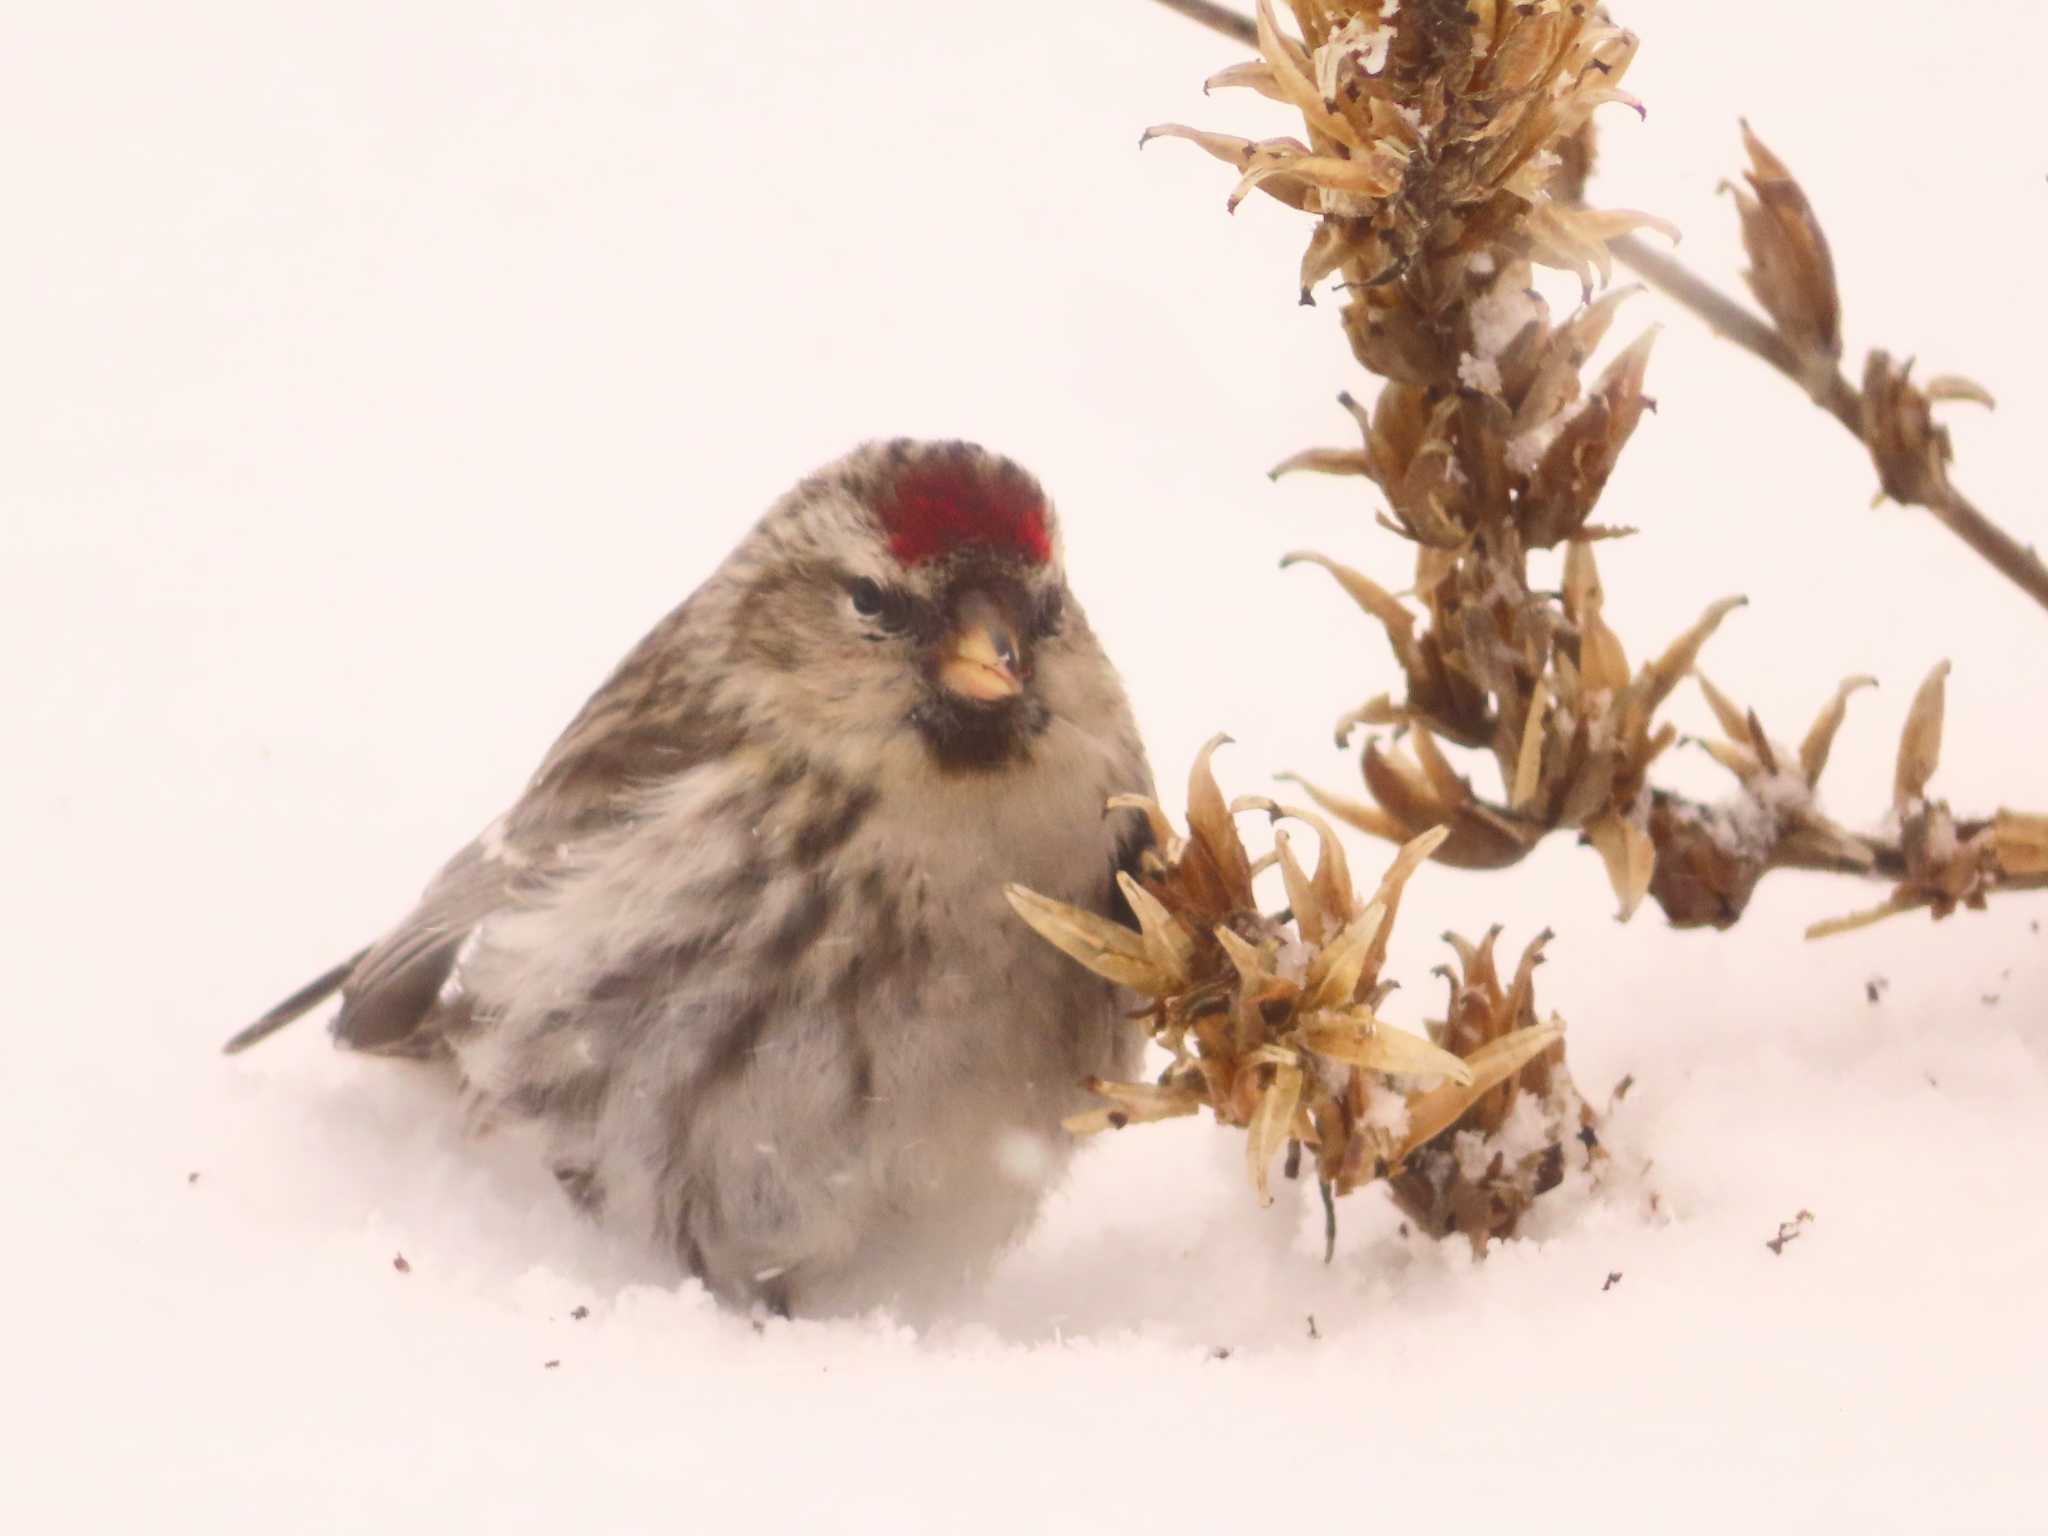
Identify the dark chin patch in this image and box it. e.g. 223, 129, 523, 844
910, 690, 1050, 772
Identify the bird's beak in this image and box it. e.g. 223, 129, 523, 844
936, 589, 1025, 702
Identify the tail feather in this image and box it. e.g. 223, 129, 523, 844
222, 948, 370, 1055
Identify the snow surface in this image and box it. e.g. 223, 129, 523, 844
8, 2, 2048, 1530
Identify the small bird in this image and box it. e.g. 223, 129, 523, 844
228, 440, 1153, 1315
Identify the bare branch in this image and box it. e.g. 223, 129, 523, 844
1612, 234, 2048, 615
1148, 0, 1256, 47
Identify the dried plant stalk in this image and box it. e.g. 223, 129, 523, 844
1009, 740, 1595, 1243
1142, 0, 2045, 937
1144, 0, 2048, 614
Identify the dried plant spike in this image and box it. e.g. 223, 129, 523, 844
1503, 929, 1553, 1027
1373, 823, 1452, 898
1270, 447, 1372, 479
1563, 538, 1604, 622
1799, 675, 1878, 786
1894, 660, 1951, 810
1202, 59, 1285, 102
1406, 725, 1468, 810
1696, 736, 1764, 784
1003, 885, 1169, 992
1397, 1020, 1568, 1160
1566, 546, 1633, 693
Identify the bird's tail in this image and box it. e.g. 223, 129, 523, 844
222, 948, 370, 1054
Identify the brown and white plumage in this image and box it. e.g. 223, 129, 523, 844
230, 440, 1153, 1314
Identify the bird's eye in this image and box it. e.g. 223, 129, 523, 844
1034, 589, 1067, 637
848, 578, 885, 617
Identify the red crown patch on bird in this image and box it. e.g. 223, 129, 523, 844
880, 446, 1053, 568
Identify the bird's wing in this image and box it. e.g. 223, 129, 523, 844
329, 595, 727, 1054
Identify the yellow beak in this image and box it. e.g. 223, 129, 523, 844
936, 591, 1024, 702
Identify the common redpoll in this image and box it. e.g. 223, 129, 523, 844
229, 440, 1154, 1315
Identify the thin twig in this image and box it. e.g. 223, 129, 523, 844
1612, 235, 2048, 615
1607, 233, 1860, 431
1150, 0, 1255, 46
1142, 0, 2048, 616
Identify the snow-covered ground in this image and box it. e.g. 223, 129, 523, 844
10, 2, 2046, 1529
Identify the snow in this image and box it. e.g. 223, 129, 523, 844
9, 2, 2048, 1531
1470, 276, 1548, 360
1459, 350, 1505, 396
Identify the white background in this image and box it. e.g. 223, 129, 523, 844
8, 2, 2046, 1530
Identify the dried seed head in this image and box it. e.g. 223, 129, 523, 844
1388, 929, 1598, 1249
1011, 743, 1583, 1236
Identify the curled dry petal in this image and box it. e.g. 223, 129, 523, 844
1064, 1077, 1204, 1136
1894, 660, 1950, 810
1003, 885, 1168, 992
1298, 1011, 1474, 1084
1586, 811, 1656, 920
1116, 872, 1196, 983
1922, 374, 1996, 410
1805, 894, 1926, 942
1305, 903, 1388, 1010
1273, 829, 1326, 943
1799, 675, 1878, 786
1270, 447, 1372, 479
1187, 733, 1254, 897
1696, 736, 1764, 783
1280, 550, 1423, 675
1246, 1062, 1305, 1206
1280, 772, 1412, 845
1398, 1020, 1568, 1159
1640, 596, 1747, 715
1512, 678, 1550, 810
1504, 928, 1551, 1028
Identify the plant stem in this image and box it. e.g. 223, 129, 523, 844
1611, 236, 2048, 615
1149, 0, 1255, 45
